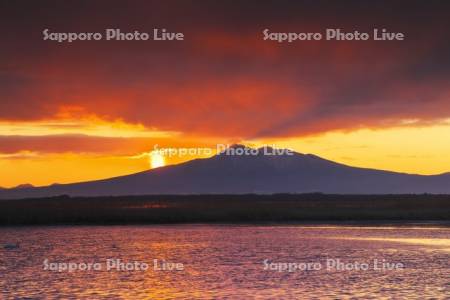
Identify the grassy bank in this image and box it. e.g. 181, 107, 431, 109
0, 194, 449, 225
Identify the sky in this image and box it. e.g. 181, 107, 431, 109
1, 0, 450, 187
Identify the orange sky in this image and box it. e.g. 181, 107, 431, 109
1, 116, 450, 188
1, 1, 449, 187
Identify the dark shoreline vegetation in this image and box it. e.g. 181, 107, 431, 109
0, 194, 449, 226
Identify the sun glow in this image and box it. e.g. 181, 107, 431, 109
150, 152, 165, 169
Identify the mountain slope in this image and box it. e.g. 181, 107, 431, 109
1, 146, 450, 199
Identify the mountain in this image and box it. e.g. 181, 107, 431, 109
14, 184, 35, 189
1, 145, 450, 199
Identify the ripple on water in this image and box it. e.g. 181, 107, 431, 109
0, 225, 448, 299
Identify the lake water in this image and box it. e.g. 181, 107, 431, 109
1, 225, 449, 299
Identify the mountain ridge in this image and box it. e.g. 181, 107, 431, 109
1, 145, 450, 199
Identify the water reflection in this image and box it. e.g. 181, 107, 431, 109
328, 236, 450, 251
0, 225, 449, 299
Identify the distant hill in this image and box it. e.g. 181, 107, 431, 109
14, 184, 35, 189
1, 145, 450, 199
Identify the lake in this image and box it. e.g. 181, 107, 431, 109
1, 225, 449, 299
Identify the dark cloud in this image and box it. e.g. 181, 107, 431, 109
0, 134, 218, 155
0, 0, 449, 139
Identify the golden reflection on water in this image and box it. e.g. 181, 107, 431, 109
299, 226, 450, 230
328, 237, 450, 252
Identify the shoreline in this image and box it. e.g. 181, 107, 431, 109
1, 194, 449, 226
2, 221, 450, 228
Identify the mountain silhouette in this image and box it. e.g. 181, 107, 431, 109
1, 145, 449, 199
13, 184, 35, 189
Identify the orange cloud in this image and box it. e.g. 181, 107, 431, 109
1, 0, 450, 187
